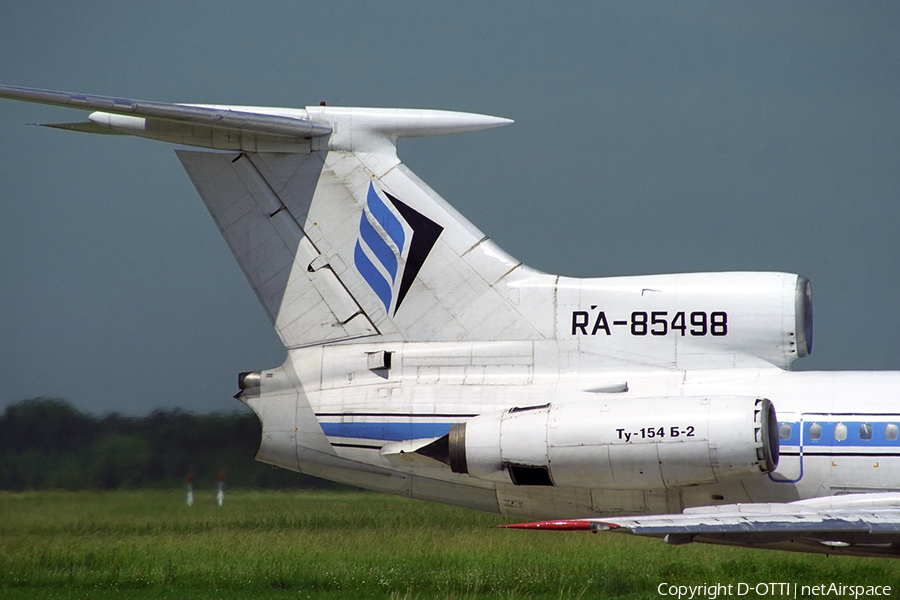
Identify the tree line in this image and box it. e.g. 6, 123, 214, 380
0, 398, 340, 490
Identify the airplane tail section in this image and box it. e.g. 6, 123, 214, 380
177, 108, 551, 349
0, 86, 811, 369
0, 86, 554, 349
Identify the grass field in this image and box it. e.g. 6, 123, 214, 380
2, 490, 899, 599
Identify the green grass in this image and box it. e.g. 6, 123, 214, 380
2, 490, 900, 599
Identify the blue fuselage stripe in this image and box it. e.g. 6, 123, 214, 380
320, 422, 452, 442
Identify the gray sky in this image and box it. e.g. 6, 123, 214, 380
1, 2, 899, 415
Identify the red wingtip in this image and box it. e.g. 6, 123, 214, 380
498, 520, 595, 531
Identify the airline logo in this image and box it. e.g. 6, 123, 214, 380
354, 183, 443, 315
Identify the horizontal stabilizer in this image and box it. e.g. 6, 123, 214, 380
0, 84, 333, 138
1, 85, 514, 155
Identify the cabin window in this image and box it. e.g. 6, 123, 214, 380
860, 423, 873, 441
834, 422, 848, 442
808, 423, 822, 441
886, 424, 899, 441
778, 423, 792, 441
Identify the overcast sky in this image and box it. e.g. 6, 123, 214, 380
1, 2, 899, 415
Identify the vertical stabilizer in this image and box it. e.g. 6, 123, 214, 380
177, 108, 552, 348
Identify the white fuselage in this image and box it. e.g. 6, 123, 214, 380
245, 340, 900, 521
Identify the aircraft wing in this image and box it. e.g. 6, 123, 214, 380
501, 495, 900, 558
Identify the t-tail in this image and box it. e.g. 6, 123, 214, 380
0, 84, 811, 370
0, 84, 546, 349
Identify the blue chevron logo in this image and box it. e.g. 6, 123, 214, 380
354, 183, 406, 313
354, 183, 443, 316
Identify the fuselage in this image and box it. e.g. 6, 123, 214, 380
243, 340, 900, 521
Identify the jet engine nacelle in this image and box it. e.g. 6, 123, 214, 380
562, 273, 813, 370
448, 396, 778, 490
